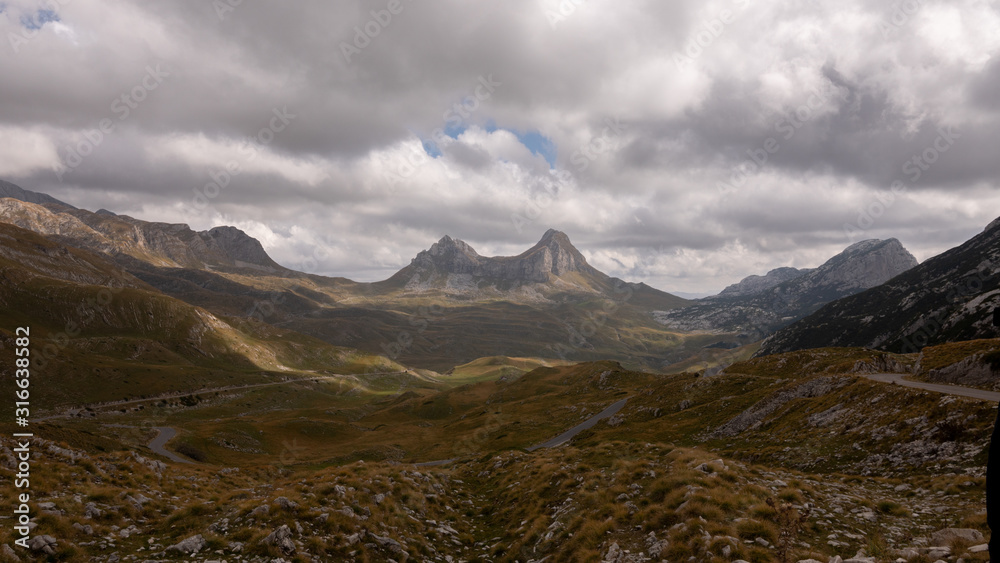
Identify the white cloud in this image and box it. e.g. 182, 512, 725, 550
0, 0, 997, 294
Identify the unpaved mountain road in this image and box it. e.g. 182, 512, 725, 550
147, 373, 1000, 466
148, 427, 196, 464
863, 373, 1000, 402
414, 397, 630, 467
525, 397, 629, 451
36, 371, 412, 422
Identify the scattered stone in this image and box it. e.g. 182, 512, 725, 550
931, 528, 983, 545
84, 502, 102, 519
645, 531, 669, 559
274, 496, 298, 511
165, 534, 206, 554
1, 544, 21, 561
264, 525, 295, 555
28, 535, 57, 555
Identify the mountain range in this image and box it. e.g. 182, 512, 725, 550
3, 180, 999, 561
653, 238, 919, 338
0, 183, 697, 371
3, 179, 997, 372
759, 218, 1000, 355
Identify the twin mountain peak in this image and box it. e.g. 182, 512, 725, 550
405, 229, 595, 284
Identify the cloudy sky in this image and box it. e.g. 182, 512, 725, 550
1, 0, 998, 294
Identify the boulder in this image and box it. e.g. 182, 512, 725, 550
1, 544, 21, 561
28, 535, 57, 555
274, 496, 298, 511
264, 525, 295, 555
931, 528, 983, 545
165, 534, 206, 554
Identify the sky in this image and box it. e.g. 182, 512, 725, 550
1, 0, 998, 294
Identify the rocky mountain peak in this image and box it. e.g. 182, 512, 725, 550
403, 229, 596, 285
523, 229, 590, 276
204, 226, 282, 270
655, 237, 919, 336
814, 238, 917, 290
428, 235, 480, 258
986, 216, 1000, 233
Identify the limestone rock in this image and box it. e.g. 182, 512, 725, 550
165, 534, 206, 554
264, 525, 295, 555
28, 535, 57, 555
931, 528, 983, 545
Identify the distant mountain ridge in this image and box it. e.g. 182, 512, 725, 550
0, 196, 285, 273
714, 266, 813, 298
0, 179, 74, 208
758, 217, 1000, 356
402, 229, 596, 283
655, 238, 919, 336
382, 228, 689, 310
0, 180, 693, 370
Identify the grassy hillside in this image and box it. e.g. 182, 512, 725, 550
0, 349, 993, 561
0, 223, 407, 410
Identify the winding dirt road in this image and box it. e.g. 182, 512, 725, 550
414, 397, 630, 467
525, 397, 629, 451
147, 427, 195, 464
863, 373, 1000, 402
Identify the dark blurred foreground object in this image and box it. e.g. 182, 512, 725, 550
990, 400, 1000, 560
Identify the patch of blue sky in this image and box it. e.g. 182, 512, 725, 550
512, 129, 557, 167
21, 8, 60, 30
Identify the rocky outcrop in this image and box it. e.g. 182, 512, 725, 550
656, 239, 918, 336
920, 352, 1000, 390
712, 377, 845, 438
205, 226, 284, 271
